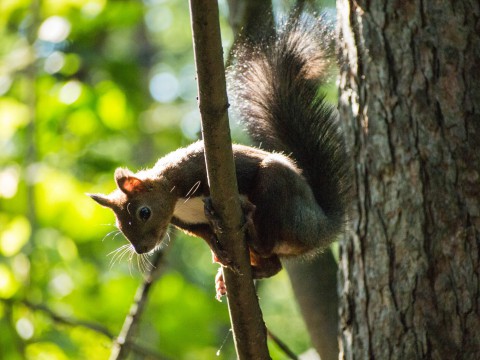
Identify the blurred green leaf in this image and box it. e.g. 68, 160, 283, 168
0, 216, 31, 257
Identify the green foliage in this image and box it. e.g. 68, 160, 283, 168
0, 0, 335, 359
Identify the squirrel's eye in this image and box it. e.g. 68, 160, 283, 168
138, 207, 151, 221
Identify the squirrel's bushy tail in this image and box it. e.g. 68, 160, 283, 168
228, 13, 350, 226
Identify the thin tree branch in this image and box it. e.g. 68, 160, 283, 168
1, 298, 165, 359
110, 250, 168, 360
188, 1, 271, 359
267, 329, 299, 360
22, 299, 115, 338
3, 249, 168, 360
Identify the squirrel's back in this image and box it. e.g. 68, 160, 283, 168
228, 13, 350, 228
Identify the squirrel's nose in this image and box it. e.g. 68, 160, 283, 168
134, 244, 150, 254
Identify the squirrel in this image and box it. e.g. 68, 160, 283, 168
89, 13, 350, 300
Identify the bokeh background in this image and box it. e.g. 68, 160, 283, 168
0, 0, 335, 359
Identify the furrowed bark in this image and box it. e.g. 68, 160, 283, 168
188, 1, 271, 359
337, 0, 480, 358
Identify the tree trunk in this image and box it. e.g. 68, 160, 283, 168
337, 1, 480, 359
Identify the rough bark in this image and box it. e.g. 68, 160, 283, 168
337, 0, 480, 359
189, 1, 271, 359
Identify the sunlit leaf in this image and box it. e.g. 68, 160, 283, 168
16, 317, 35, 340
57, 237, 78, 261
43, 0, 94, 13
38, 16, 71, 43
69, 327, 110, 360
0, 98, 29, 140
58, 80, 82, 104
60, 53, 81, 75
0, 0, 29, 21
66, 108, 99, 136
96, 84, 130, 130
0, 263, 20, 298
25, 342, 69, 360
0, 216, 31, 257
0, 165, 20, 199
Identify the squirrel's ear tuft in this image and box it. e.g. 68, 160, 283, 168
88, 193, 115, 208
114, 168, 145, 194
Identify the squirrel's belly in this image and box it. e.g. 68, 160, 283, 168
173, 197, 208, 224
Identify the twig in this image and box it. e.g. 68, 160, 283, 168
267, 329, 299, 360
22, 299, 115, 338
110, 250, 168, 360
2, 250, 168, 359
1, 298, 166, 359
189, 1, 271, 359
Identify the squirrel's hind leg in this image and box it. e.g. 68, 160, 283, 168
250, 251, 282, 279
214, 252, 281, 301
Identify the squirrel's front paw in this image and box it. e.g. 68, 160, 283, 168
203, 197, 222, 234
215, 267, 226, 301
211, 247, 240, 274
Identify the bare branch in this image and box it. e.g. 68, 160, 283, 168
3, 249, 168, 359
267, 329, 299, 360
188, 1, 270, 359
1, 298, 166, 359
110, 250, 168, 360
17, 299, 115, 338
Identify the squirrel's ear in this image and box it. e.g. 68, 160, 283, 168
88, 193, 115, 208
114, 168, 145, 194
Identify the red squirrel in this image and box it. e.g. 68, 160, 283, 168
89, 14, 350, 299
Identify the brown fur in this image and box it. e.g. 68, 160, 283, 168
90, 13, 350, 283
